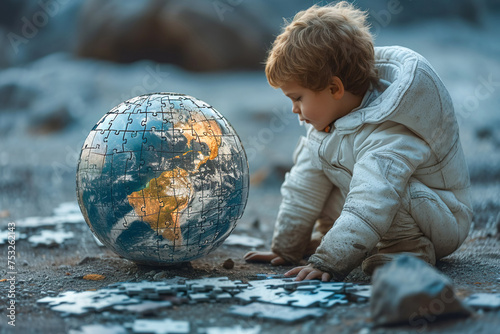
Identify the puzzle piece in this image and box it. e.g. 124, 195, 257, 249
185, 277, 248, 292
27, 229, 74, 247
223, 234, 264, 248
270, 290, 335, 308
234, 286, 288, 304
246, 278, 294, 289
345, 284, 371, 302
321, 295, 349, 308
316, 282, 347, 293
16, 202, 85, 228
465, 293, 500, 310
132, 319, 189, 334
113, 301, 173, 315
248, 278, 319, 291
37, 291, 97, 307
247, 274, 287, 280
0, 230, 27, 245
202, 325, 261, 334
37, 290, 140, 316
228, 302, 325, 323
68, 324, 128, 334
188, 292, 211, 303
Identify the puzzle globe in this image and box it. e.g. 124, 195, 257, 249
76, 93, 249, 265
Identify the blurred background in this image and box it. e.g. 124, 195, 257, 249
0, 0, 499, 231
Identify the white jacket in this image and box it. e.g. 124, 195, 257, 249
271, 46, 473, 280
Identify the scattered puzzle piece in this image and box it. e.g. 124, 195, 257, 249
270, 290, 336, 308
346, 284, 371, 302
132, 319, 190, 334
234, 286, 288, 304
17, 202, 85, 228
228, 302, 325, 323
28, 229, 74, 247
0, 230, 27, 245
68, 324, 128, 334
114, 301, 173, 315
223, 234, 264, 248
465, 293, 500, 310
202, 325, 261, 334
186, 277, 248, 292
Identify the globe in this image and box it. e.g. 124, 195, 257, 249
76, 93, 249, 265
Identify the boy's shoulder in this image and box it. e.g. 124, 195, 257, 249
331, 45, 458, 158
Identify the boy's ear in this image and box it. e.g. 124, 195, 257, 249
329, 76, 344, 100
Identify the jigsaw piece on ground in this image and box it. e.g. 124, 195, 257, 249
113, 300, 173, 315
465, 293, 500, 310
247, 274, 288, 280
0, 230, 27, 245
234, 286, 288, 304
132, 318, 189, 334
185, 277, 248, 292
112, 280, 187, 297
28, 229, 74, 247
201, 325, 261, 334
223, 234, 264, 248
345, 284, 371, 302
228, 302, 325, 323
248, 278, 320, 291
68, 324, 128, 334
270, 290, 336, 308
37, 290, 140, 316
37, 291, 97, 307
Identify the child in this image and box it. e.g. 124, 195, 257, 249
244, 2, 472, 281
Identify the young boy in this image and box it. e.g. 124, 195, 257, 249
244, 2, 472, 281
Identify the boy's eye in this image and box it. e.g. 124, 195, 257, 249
295, 97, 301, 102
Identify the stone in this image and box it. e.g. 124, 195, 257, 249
370, 255, 471, 326
75, 0, 274, 71
222, 258, 235, 270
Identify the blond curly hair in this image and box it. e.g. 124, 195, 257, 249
265, 1, 377, 95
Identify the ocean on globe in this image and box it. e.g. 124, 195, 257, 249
76, 93, 249, 265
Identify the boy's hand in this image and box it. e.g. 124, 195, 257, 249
244, 251, 287, 266
285, 264, 331, 282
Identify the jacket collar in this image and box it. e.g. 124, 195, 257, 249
333, 46, 419, 134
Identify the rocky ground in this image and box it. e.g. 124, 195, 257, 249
1, 3, 500, 334
0, 189, 499, 334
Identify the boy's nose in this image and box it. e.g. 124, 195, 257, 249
292, 105, 300, 114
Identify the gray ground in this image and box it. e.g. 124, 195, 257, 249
0, 9, 499, 334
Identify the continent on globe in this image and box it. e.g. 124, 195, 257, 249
174, 113, 222, 169
127, 168, 192, 242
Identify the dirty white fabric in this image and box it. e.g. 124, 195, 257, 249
271, 46, 473, 280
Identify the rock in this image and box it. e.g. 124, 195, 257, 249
371, 255, 471, 326
75, 0, 274, 71
76, 0, 274, 71
222, 258, 234, 270
153, 271, 167, 281
27, 106, 73, 135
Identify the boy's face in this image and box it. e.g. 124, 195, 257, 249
280, 80, 350, 132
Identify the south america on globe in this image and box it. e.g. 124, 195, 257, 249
76, 93, 249, 265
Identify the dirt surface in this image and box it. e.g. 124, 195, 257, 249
0, 182, 499, 334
